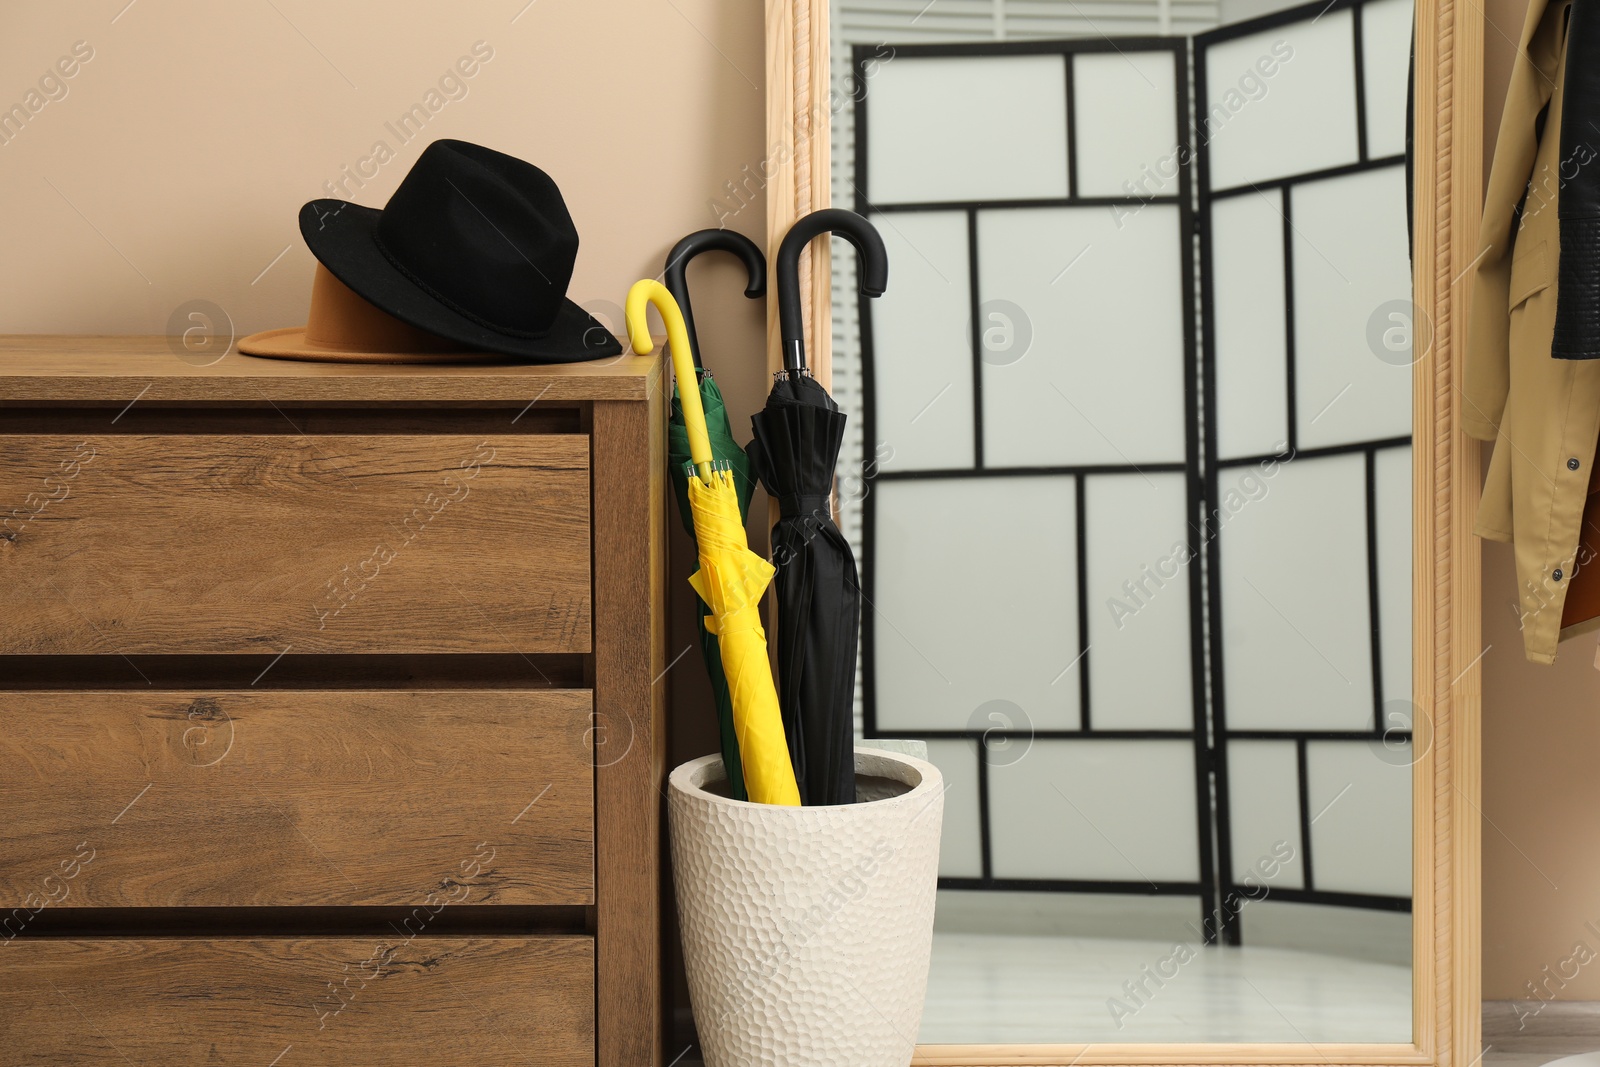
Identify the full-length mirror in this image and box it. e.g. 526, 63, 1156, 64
824, 0, 1417, 1044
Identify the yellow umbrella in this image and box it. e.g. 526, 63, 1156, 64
626, 280, 800, 807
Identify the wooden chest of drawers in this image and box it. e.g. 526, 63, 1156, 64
0, 338, 667, 1066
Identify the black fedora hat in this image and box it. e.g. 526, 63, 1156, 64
245, 139, 620, 363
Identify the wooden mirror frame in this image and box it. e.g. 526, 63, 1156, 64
762, 0, 1483, 1063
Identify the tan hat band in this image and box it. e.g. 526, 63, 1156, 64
301, 264, 458, 354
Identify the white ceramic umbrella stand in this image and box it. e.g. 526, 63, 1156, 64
668, 746, 944, 1067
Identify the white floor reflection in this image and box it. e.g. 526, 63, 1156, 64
921, 931, 1412, 1044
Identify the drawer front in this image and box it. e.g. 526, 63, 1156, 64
0, 690, 595, 907
0, 936, 594, 1065
0, 434, 591, 654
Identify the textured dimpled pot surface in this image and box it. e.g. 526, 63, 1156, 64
668, 748, 944, 1067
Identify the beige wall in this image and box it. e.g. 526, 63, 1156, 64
1478, 0, 1600, 1003
0, 3, 762, 365
1482, 537, 1600, 1003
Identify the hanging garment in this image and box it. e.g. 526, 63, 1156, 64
1553, 0, 1600, 652
1466, 0, 1600, 662
1554, 0, 1600, 358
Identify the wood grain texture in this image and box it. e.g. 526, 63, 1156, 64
593, 396, 667, 1067
0, 936, 594, 1065
1427, 0, 1485, 1060
765, 0, 832, 390
0, 433, 591, 654
0, 690, 594, 908
0, 335, 657, 401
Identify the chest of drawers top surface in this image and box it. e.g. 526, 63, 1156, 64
0, 337, 662, 656
0, 335, 659, 401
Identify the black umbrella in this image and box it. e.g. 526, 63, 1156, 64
750, 208, 888, 806
664, 229, 765, 369
662, 229, 766, 801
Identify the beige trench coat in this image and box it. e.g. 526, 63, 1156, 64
1466, 0, 1600, 663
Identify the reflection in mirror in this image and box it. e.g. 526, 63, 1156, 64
827, 0, 1415, 1044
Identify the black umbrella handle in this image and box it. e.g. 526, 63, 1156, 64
776, 209, 888, 375
663, 229, 766, 370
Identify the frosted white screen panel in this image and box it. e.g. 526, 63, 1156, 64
1085, 472, 1195, 730
1292, 167, 1413, 449
1362, 0, 1414, 158
873, 477, 1080, 733
1202, 13, 1360, 189
1211, 190, 1290, 460
868, 211, 976, 472
1306, 741, 1413, 896
1073, 51, 1180, 198
987, 740, 1200, 881
1218, 454, 1375, 731
1375, 445, 1413, 708
977, 205, 1188, 467
866, 55, 1070, 204
924, 738, 984, 878
1226, 741, 1306, 889
850, 17, 1412, 929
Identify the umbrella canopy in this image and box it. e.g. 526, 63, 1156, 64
627, 280, 800, 807
662, 230, 766, 802
750, 209, 888, 806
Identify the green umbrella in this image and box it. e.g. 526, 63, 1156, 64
664, 229, 766, 801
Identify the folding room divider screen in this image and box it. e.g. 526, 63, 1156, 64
849, 0, 1414, 944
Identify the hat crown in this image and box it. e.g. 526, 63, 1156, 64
374, 139, 578, 336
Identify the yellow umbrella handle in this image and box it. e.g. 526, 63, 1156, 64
626, 280, 713, 478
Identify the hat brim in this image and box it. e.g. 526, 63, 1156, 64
236, 326, 523, 364
296, 200, 622, 363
